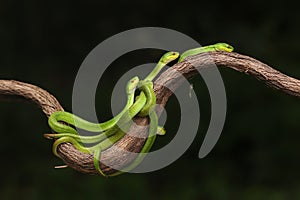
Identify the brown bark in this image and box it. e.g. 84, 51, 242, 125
0, 51, 299, 175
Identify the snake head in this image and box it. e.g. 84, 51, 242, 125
214, 43, 234, 52
126, 76, 140, 94
160, 51, 180, 64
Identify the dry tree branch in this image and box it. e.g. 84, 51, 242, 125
0, 51, 299, 175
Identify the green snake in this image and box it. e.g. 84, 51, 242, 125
178, 42, 234, 62
46, 51, 179, 176
46, 42, 234, 176
47, 76, 140, 135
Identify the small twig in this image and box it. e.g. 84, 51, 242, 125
54, 165, 69, 169
0, 51, 299, 175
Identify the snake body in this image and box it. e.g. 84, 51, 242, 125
178, 42, 234, 62
48, 76, 139, 134
46, 42, 234, 176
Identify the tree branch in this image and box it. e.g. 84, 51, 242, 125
0, 51, 299, 175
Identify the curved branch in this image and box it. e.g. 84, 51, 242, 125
0, 80, 63, 116
0, 51, 299, 175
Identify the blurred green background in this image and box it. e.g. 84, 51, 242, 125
0, 0, 300, 199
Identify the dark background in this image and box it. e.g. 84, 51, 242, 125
0, 0, 300, 199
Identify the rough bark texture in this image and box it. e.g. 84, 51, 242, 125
0, 51, 299, 175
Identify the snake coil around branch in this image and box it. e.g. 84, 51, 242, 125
1, 51, 299, 175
